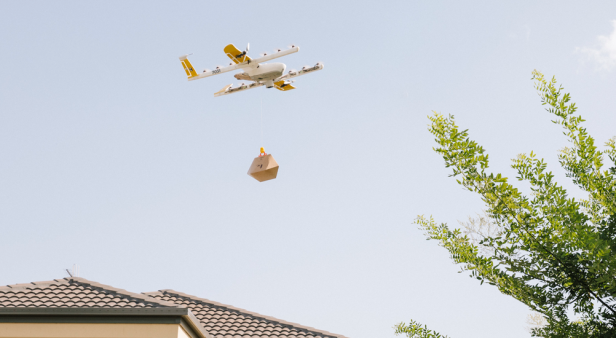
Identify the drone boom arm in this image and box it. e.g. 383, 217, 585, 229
179, 55, 244, 82
191, 63, 242, 81
214, 82, 265, 97
275, 62, 324, 82
249, 46, 299, 65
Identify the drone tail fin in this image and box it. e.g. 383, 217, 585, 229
179, 55, 198, 79
274, 81, 295, 91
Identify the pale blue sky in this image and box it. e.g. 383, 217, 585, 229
1, 1, 615, 337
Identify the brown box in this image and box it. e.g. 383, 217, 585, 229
247, 154, 279, 182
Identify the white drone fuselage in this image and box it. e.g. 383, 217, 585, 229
244, 63, 286, 88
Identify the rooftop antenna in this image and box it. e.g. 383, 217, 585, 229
66, 264, 80, 278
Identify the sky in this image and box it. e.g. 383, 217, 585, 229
1, 1, 615, 337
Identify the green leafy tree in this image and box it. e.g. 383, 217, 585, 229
394, 320, 450, 338
408, 71, 616, 337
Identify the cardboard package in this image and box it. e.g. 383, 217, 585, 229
247, 154, 279, 182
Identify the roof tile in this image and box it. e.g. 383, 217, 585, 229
145, 290, 347, 338
0, 278, 177, 309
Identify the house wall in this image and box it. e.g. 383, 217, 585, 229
0, 323, 191, 338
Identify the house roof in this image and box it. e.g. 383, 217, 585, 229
0, 278, 348, 338
0, 277, 176, 309
0, 277, 210, 338
145, 289, 348, 338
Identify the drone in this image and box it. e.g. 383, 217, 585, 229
179, 43, 324, 97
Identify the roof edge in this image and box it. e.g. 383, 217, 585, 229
143, 292, 212, 338
182, 312, 213, 338
0, 279, 69, 291
145, 289, 349, 338
66, 278, 185, 309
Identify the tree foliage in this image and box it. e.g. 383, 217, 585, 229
412, 71, 616, 337
394, 320, 450, 338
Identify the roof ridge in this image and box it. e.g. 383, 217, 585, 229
147, 289, 348, 338
0, 278, 184, 309
66, 277, 186, 309
0, 278, 69, 291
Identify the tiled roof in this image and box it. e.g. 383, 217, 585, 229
0, 277, 179, 309
145, 290, 347, 338
0, 278, 348, 338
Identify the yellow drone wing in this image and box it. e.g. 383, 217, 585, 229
224, 44, 251, 64
274, 81, 295, 91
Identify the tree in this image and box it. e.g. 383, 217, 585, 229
394, 320, 450, 338
407, 71, 616, 337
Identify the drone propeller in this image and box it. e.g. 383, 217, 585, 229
203, 68, 211, 73
315, 62, 323, 67
288, 44, 297, 49
275, 48, 282, 53
301, 65, 310, 70
260, 52, 268, 57
235, 43, 250, 60
288, 69, 297, 74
